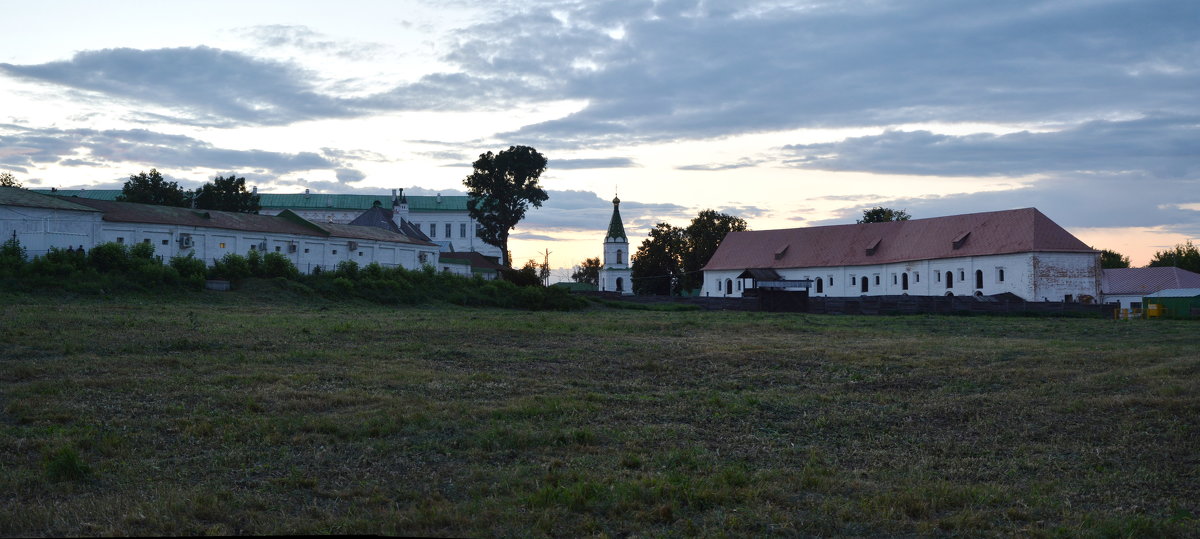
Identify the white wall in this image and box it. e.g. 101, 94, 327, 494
0, 205, 101, 256
702, 252, 1100, 302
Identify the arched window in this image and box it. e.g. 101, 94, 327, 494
901, 273, 909, 290
616, 249, 623, 265
998, 269, 1005, 282
861, 276, 869, 293
725, 279, 733, 295
946, 271, 953, 289
975, 269, 983, 289
816, 277, 824, 294
616, 277, 624, 292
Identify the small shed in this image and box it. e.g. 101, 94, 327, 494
1143, 288, 1200, 319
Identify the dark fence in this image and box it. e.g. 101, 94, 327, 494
582, 290, 1115, 317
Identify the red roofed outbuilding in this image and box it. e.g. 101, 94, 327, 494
701, 208, 1100, 302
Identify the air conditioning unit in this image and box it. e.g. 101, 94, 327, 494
348, 241, 359, 251
288, 244, 297, 253
178, 234, 194, 249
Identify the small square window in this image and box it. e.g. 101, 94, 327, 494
116, 237, 124, 243
304, 248, 310, 254
161, 239, 169, 245
219, 242, 226, 249
358, 251, 364, 256
143, 238, 150, 244
275, 246, 281, 252
332, 249, 338, 255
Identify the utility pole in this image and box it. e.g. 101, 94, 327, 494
539, 248, 552, 286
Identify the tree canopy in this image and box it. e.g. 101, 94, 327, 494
1099, 248, 1131, 269
463, 146, 549, 267
631, 223, 687, 295
571, 257, 601, 285
116, 169, 190, 207
1148, 240, 1200, 273
193, 174, 260, 213
631, 209, 747, 295
0, 172, 21, 188
857, 207, 911, 223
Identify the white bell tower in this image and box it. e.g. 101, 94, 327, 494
599, 196, 633, 295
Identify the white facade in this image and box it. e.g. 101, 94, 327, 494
702, 252, 1101, 302
1, 203, 102, 256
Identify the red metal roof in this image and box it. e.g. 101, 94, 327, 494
1101, 267, 1200, 295
703, 208, 1095, 271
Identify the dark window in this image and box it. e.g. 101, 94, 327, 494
946, 271, 953, 289
275, 246, 281, 252
915, 272, 920, 283
332, 249, 338, 255
975, 270, 983, 289
617, 277, 624, 292
429, 224, 436, 237
460, 223, 467, 238
816, 277, 823, 293
161, 239, 169, 245
998, 269, 1005, 282
445, 223, 451, 238
861, 276, 869, 293
616, 249, 623, 265
851, 276, 856, 285
875, 275, 880, 285
829, 276, 833, 286
725, 279, 733, 295
902, 273, 909, 290
143, 238, 150, 244
304, 248, 310, 254
959, 270, 965, 281
116, 237, 124, 243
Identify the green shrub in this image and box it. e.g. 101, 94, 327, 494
129, 241, 156, 260
209, 253, 251, 282
88, 242, 131, 272
170, 254, 208, 280
335, 260, 359, 279
261, 252, 300, 280
246, 248, 263, 276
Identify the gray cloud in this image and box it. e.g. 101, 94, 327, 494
784, 115, 1200, 178
551, 157, 637, 169
0, 123, 340, 174
677, 158, 762, 171
518, 189, 691, 235
241, 25, 389, 60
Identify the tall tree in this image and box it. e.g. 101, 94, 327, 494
631, 223, 686, 295
463, 146, 549, 267
681, 209, 748, 291
857, 207, 911, 223
0, 172, 21, 188
571, 257, 601, 285
193, 174, 260, 213
1147, 240, 1200, 273
1099, 248, 1131, 269
117, 169, 191, 207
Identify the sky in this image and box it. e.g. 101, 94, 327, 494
1, 0, 1197, 277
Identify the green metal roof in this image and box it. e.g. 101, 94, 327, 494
30, 189, 122, 201
32, 190, 471, 213
606, 197, 626, 240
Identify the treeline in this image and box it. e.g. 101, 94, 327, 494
0, 238, 584, 311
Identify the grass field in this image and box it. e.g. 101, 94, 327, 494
1, 287, 1197, 536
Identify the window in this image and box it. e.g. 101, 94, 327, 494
304, 248, 310, 254
332, 249, 338, 255
161, 239, 169, 245
915, 272, 920, 283
116, 237, 124, 243
275, 246, 281, 252
851, 276, 856, 285
875, 275, 880, 285
429, 223, 436, 237
946, 271, 953, 288
219, 242, 226, 249
937, 272, 941, 282
616, 249, 624, 265
143, 238, 150, 244
725, 279, 733, 295
816, 277, 823, 294
445, 223, 451, 238
359, 252, 364, 257
902, 273, 909, 291
892, 274, 897, 285
736, 280, 741, 291
249, 244, 256, 251
975, 269, 984, 289
861, 276, 869, 293
829, 276, 833, 286
460, 223, 467, 238
998, 268, 1005, 282
959, 270, 965, 281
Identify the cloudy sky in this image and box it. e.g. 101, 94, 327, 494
2, 0, 1196, 272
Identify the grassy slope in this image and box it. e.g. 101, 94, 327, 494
0, 291, 1196, 536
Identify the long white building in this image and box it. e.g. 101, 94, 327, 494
701, 208, 1100, 302
2, 187, 439, 273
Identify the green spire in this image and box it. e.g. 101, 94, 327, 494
606, 196, 626, 241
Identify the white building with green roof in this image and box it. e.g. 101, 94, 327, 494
599, 196, 632, 295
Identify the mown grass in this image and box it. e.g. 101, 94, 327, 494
0, 290, 1196, 536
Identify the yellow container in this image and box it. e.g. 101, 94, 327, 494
1146, 304, 1161, 318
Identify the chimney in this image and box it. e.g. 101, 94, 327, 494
304, 188, 310, 198
251, 186, 258, 194
436, 193, 442, 204
391, 189, 398, 207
